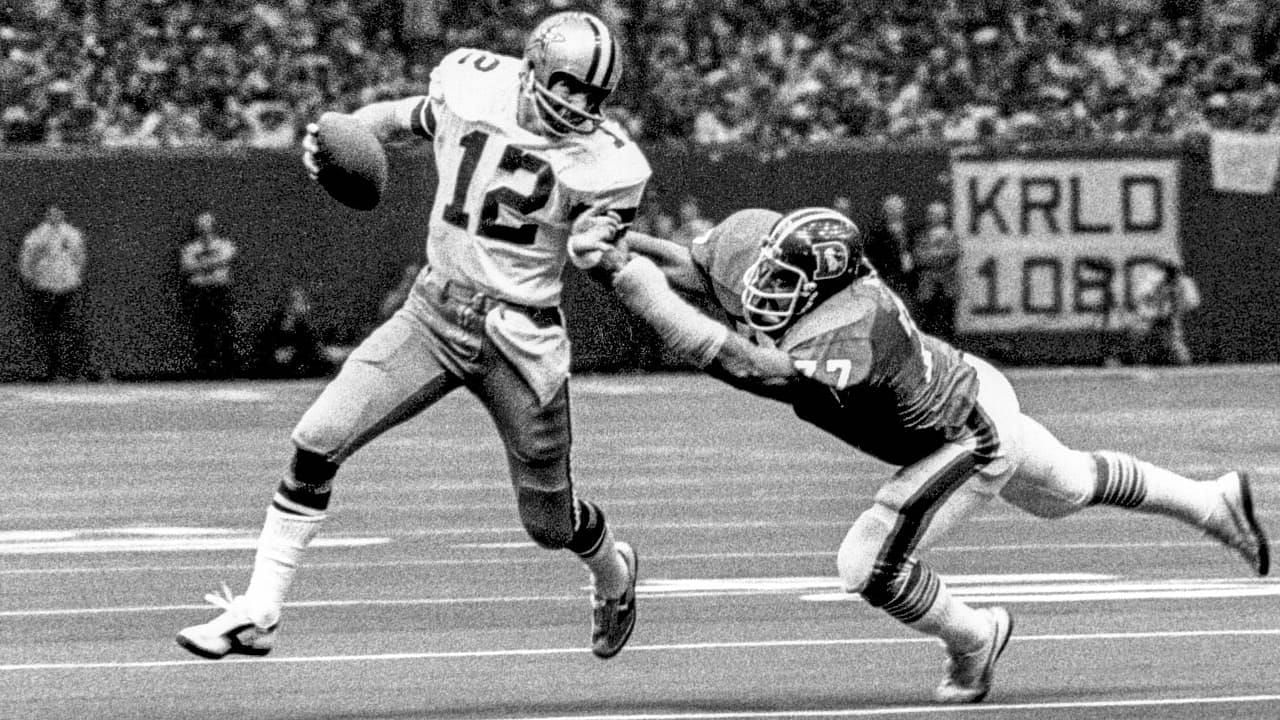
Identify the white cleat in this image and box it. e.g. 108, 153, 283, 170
934, 607, 1013, 704
1209, 471, 1270, 576
176, 584, 278, 659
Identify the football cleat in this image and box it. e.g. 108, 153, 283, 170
591, 541, 637, 659
176, 583, 278, 660
1208, 471, 1270, 576
934, 607, 1013, 704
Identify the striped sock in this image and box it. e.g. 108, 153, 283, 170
570, 499, 627, 599
1089, 450, 1216, 528
1089, 450, 1148, 508
890, 560, 988, 654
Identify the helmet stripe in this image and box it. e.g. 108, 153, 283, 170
595, 22, 616, 89
770, 207, 833, 243
583, 14, 604, 88
598, 34, 617, 88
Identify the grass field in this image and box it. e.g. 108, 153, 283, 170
3, 365, 1280, 719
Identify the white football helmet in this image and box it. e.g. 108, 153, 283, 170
522, 11, 620, 136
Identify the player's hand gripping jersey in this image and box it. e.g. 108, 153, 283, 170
690, 210, 981, 466
411, 48, 650, 307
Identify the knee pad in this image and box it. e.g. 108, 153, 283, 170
837, 505, 896, 594
516, 485, 575, 549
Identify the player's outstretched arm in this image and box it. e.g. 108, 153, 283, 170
611, 255, 798, 397
624, 231, 706, 296
350, 97, 426, 142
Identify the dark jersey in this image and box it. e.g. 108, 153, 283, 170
690, 209, 981, 467
780, 276, 979, 466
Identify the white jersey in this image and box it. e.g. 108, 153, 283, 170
413, 47, 650, 307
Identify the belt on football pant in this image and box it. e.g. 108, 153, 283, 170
424, 273, 563, 328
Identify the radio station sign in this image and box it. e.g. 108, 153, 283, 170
951, 157, 1182, 333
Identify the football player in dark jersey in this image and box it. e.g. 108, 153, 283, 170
572, 205, 1269, 704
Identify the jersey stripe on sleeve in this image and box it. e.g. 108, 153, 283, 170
410, 97, 437, 139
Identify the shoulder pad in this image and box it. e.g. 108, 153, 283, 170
556, 120, 651, 194
429, 48, 522, 116
690, 209, 781, 317
780, 285, 876, 352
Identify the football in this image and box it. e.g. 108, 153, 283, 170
313, 111, 388, 211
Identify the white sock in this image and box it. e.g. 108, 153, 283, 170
907, 580, 991, 655
243, 505, 324, 626
582, 527, 628, 599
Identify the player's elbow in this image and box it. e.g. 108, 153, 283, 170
713, 341, 793, 386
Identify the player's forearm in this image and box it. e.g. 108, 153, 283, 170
612, 256, 799, 389
350, 98, 419, 142
683, 332, 801, 404
625, 232, 704, 295
612, 256, 727, 367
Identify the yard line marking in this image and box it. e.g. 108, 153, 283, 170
0, 536, 388, 554
5, 574, 1277, 616
0, 595, 584, 618
9, 387, 273, 404
4, 629, 1280, 672
0, 527, 388, 554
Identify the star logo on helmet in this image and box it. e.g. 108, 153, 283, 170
812, 241, 849, 280
526, 24, 567, 60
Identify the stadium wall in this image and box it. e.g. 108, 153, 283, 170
0, 139, 1275, 381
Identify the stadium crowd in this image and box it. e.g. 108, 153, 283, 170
1, 0, 1278, 148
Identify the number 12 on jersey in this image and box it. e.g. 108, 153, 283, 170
442, 129, 553, 245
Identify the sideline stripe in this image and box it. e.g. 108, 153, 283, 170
4, 629, 1280, 672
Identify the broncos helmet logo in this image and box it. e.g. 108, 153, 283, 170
741, 207, 863, 333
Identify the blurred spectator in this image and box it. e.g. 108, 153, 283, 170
1130, 260, 1202, 366
178, 209, 239, 379
832, 194, 855, 219
255, 283, 333, 379
911, 200, 962, 342
5, 1, 1280, 147
864, 194, 916, 304
17, 202, 90, 382
670, 196, 715, 244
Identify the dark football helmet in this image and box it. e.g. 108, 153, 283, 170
522, 11, 620, 136
740, 207, 865, 332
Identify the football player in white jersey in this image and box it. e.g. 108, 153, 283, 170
178, 12, 650, 661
